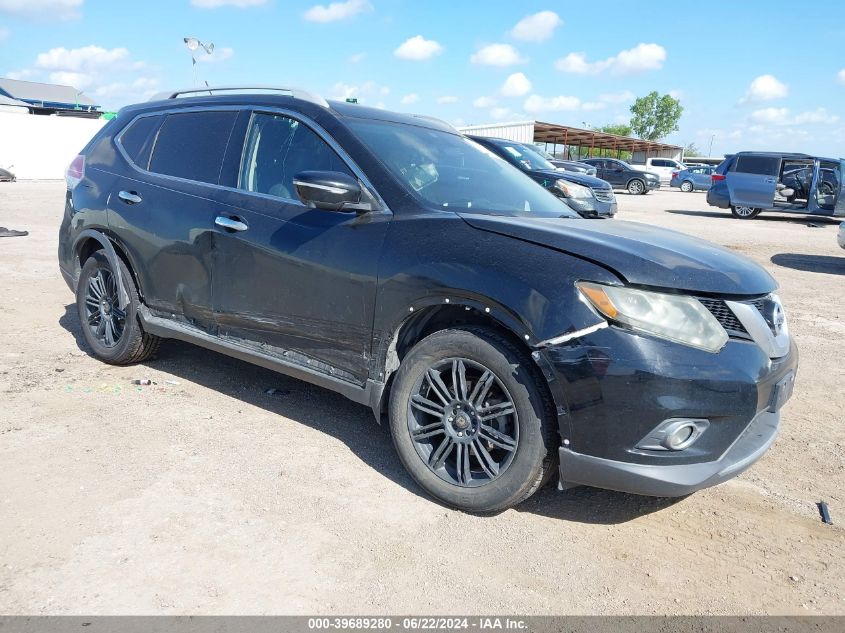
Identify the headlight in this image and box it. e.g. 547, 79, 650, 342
576, 282, 728, 352
555, 180, 593, 199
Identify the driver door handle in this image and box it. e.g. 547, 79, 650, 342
215, 215, 249, 232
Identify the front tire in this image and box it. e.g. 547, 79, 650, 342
76, 250, 160, 365
731, 205, 761, 219
388, 327, 556, 513
627, 179, 645, 195
680, 180, 694, 193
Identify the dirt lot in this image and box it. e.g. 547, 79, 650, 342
0, 182, 843, 615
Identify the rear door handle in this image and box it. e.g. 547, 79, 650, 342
118, 190, 142, 205
215, 215, 249, 232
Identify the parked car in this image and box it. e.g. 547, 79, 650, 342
838, 222, 845, 250
59, 86, 797, 513
467, 136, 616, 218
670, 166, 714, 192
0, 165, 15, 182
708, 151, 845, 219
631, 157, 686, 184
581, 158, 661, 195
530, 147, 598, 176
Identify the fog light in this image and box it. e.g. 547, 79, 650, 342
663, 422, 698, 450
635, 418, 709, 452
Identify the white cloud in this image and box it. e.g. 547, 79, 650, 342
837, 69, 845, 84
196, 46, 234, 63
473, 96, 497, 108
793, 108, 839, 125
555, 43, 666, 75
750, 107, 839, 126
191, 0, 266, 7
93, 77, 159, 101
48, 71, 93, 89
436, 95, 459, 104
470, 43, 525, 67
303, 0, 371, 22
5, 68, 35, 80
394, 35, 443, 61
740, 74, 788, 103
348, 52, 366, 64
750, 107, 790, 124
490, 107, 514, 121
500, 72, 531, 97
400, 93, 419, 105
35, 45, 130, 72
524, 94, 581, 113
598, 90, 635, 103
0, 0, 82, 20
509, 11, 561, 42
11, 44, 164, 109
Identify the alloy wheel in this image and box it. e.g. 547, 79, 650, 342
84, 267, 126, 348
407, 358, 519, 487
734, 206, 755, 217
628, 180, 644, 194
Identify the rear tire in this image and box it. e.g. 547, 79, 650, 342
388, 327, 557, 513
680, 180, 694, 193
731, 205, 761, 219
76, 250, 161, 365
627, 179, 645, 195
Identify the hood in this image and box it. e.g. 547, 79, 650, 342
458, 214, 776, 296
528, 169, 610, 190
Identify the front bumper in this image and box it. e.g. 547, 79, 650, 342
559, 409, 780, 496
645, 180, 660, 191
535, 325, 798, 497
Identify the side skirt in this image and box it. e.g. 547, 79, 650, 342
137, 306, 385, 421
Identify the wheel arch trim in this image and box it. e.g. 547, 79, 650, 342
72, 229, 130, 309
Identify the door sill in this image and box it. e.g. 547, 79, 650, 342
137, 306, 385, 419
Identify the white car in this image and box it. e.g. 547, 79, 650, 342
632, 158, 687, 184
838, 222, 845, 250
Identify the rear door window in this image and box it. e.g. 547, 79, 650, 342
148, 111, 238, 185
734, 155, 780, 176
238, 112, 353, 200
118, 115, 161, 169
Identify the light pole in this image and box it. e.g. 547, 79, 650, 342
183, 37, 215, 87
708, 134, 716, 158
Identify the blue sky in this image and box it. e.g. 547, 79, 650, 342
1, 0, 844, 156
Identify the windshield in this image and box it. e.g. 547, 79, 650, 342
347, 119, 579, 218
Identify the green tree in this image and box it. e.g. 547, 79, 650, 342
629, 92, 683, 141
683, 142, 702, 157
596, 123, 633, 137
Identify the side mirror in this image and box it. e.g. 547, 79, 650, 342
293, 171, 365, 212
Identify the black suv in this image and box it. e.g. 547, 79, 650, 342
468, 136, 616, 218
582, 158, 661, 195
59, 87, 797, 513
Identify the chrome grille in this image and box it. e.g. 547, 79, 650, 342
594, 189, 614, 203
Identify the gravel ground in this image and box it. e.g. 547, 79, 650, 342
0, 182, 843, 615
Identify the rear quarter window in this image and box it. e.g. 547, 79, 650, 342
148, 111, 238, 184
118, 115, 161, 169
734, 155, 780, 176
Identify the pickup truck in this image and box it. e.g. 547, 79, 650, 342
631, 158, 686, 184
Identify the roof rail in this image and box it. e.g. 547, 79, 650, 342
148, 85, 329, 108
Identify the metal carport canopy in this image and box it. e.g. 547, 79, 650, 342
532, 120, 681, 153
